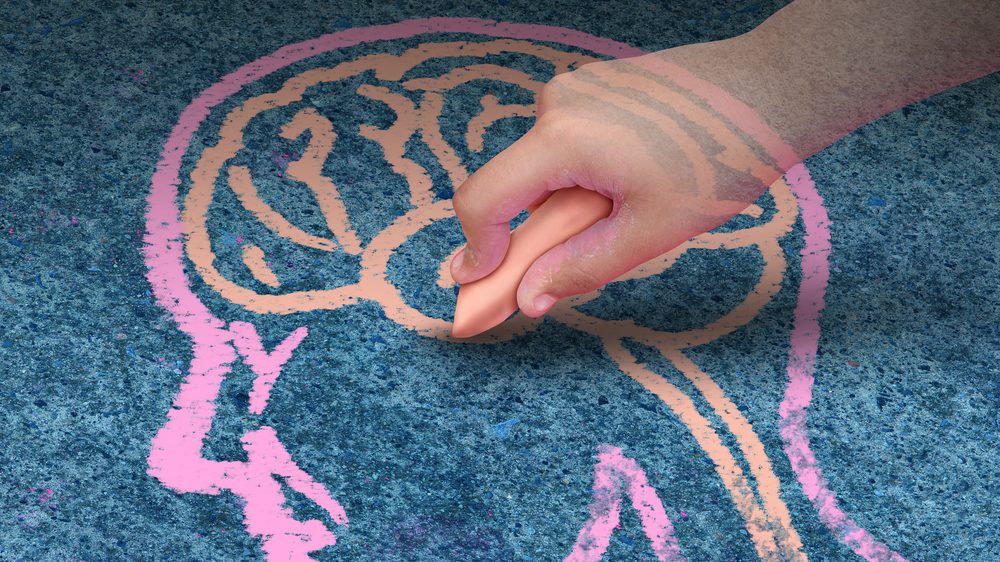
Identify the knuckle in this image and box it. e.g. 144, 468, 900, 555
538, 72, 573, 112
451, 184, 480, 221
545, 70, 573, 91
533, 111, 575, 145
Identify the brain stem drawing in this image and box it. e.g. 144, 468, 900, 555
143, 20, 910, 562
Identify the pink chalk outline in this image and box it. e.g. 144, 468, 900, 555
568, 445, 686, 562
639, 49, 910, 561
143, 17, 906, 561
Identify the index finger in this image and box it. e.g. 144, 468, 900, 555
450, 125, 575, 284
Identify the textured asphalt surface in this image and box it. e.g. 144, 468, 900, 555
0, 1, 997, 561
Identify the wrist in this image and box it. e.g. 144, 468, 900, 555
622, 38, 803, 186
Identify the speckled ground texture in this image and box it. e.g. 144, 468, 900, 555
1, 1, 997, 561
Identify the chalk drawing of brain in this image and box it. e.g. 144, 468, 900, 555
144, 19, 908, 562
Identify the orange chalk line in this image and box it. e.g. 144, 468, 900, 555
465, 95, 535, 152
598, 64, 804, 559
240, 244, 281, 288
602, 337, 783, 562
554, 235, 800, 561
417, 91, 470, 189
184, 41, 576, 319
227, 165, 339, 252
355, 84, 434, 208
741, 204, 764, 218
664, 346, 805, 559
280, 107, 363, 254
184, 56, 380, 313
547, 62, 805, 558
182, 39, 807, 559
601, 188, 793, 351
403, 65, 547, 192
552, 62, 804, 556
402, 63, 541, 92
554, 234, 788, 350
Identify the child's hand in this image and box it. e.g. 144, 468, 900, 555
450, 0, 998, 318
449, 50, 777, 317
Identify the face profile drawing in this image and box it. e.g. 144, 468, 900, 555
144, 19, 908, 562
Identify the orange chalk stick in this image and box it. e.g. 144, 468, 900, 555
451, 187, 613, 338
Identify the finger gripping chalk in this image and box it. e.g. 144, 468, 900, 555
451, 187, 613, 338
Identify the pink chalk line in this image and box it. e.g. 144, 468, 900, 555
650, 48, 911, 561
142, 17, 908, 561
143, 18, 645, 561
567, 445, 686, 562
778, 166, 908, 562
230, 321, 308, 415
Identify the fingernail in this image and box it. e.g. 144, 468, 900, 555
532, 293, 557, 314
452, 247, 477, 283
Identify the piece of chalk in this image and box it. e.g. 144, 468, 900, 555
451, 187, 613, 338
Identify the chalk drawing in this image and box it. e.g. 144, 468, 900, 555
144, 18, 908, 561
568, 444, 685, 562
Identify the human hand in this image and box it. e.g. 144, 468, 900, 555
450, 47, 782, 318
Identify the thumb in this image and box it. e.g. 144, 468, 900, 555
516, 203, 658, 317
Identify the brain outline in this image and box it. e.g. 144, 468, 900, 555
183, 39, 797, 349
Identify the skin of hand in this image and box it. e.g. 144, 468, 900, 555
450, 53, 780, 318
451, 0, 1000, 319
